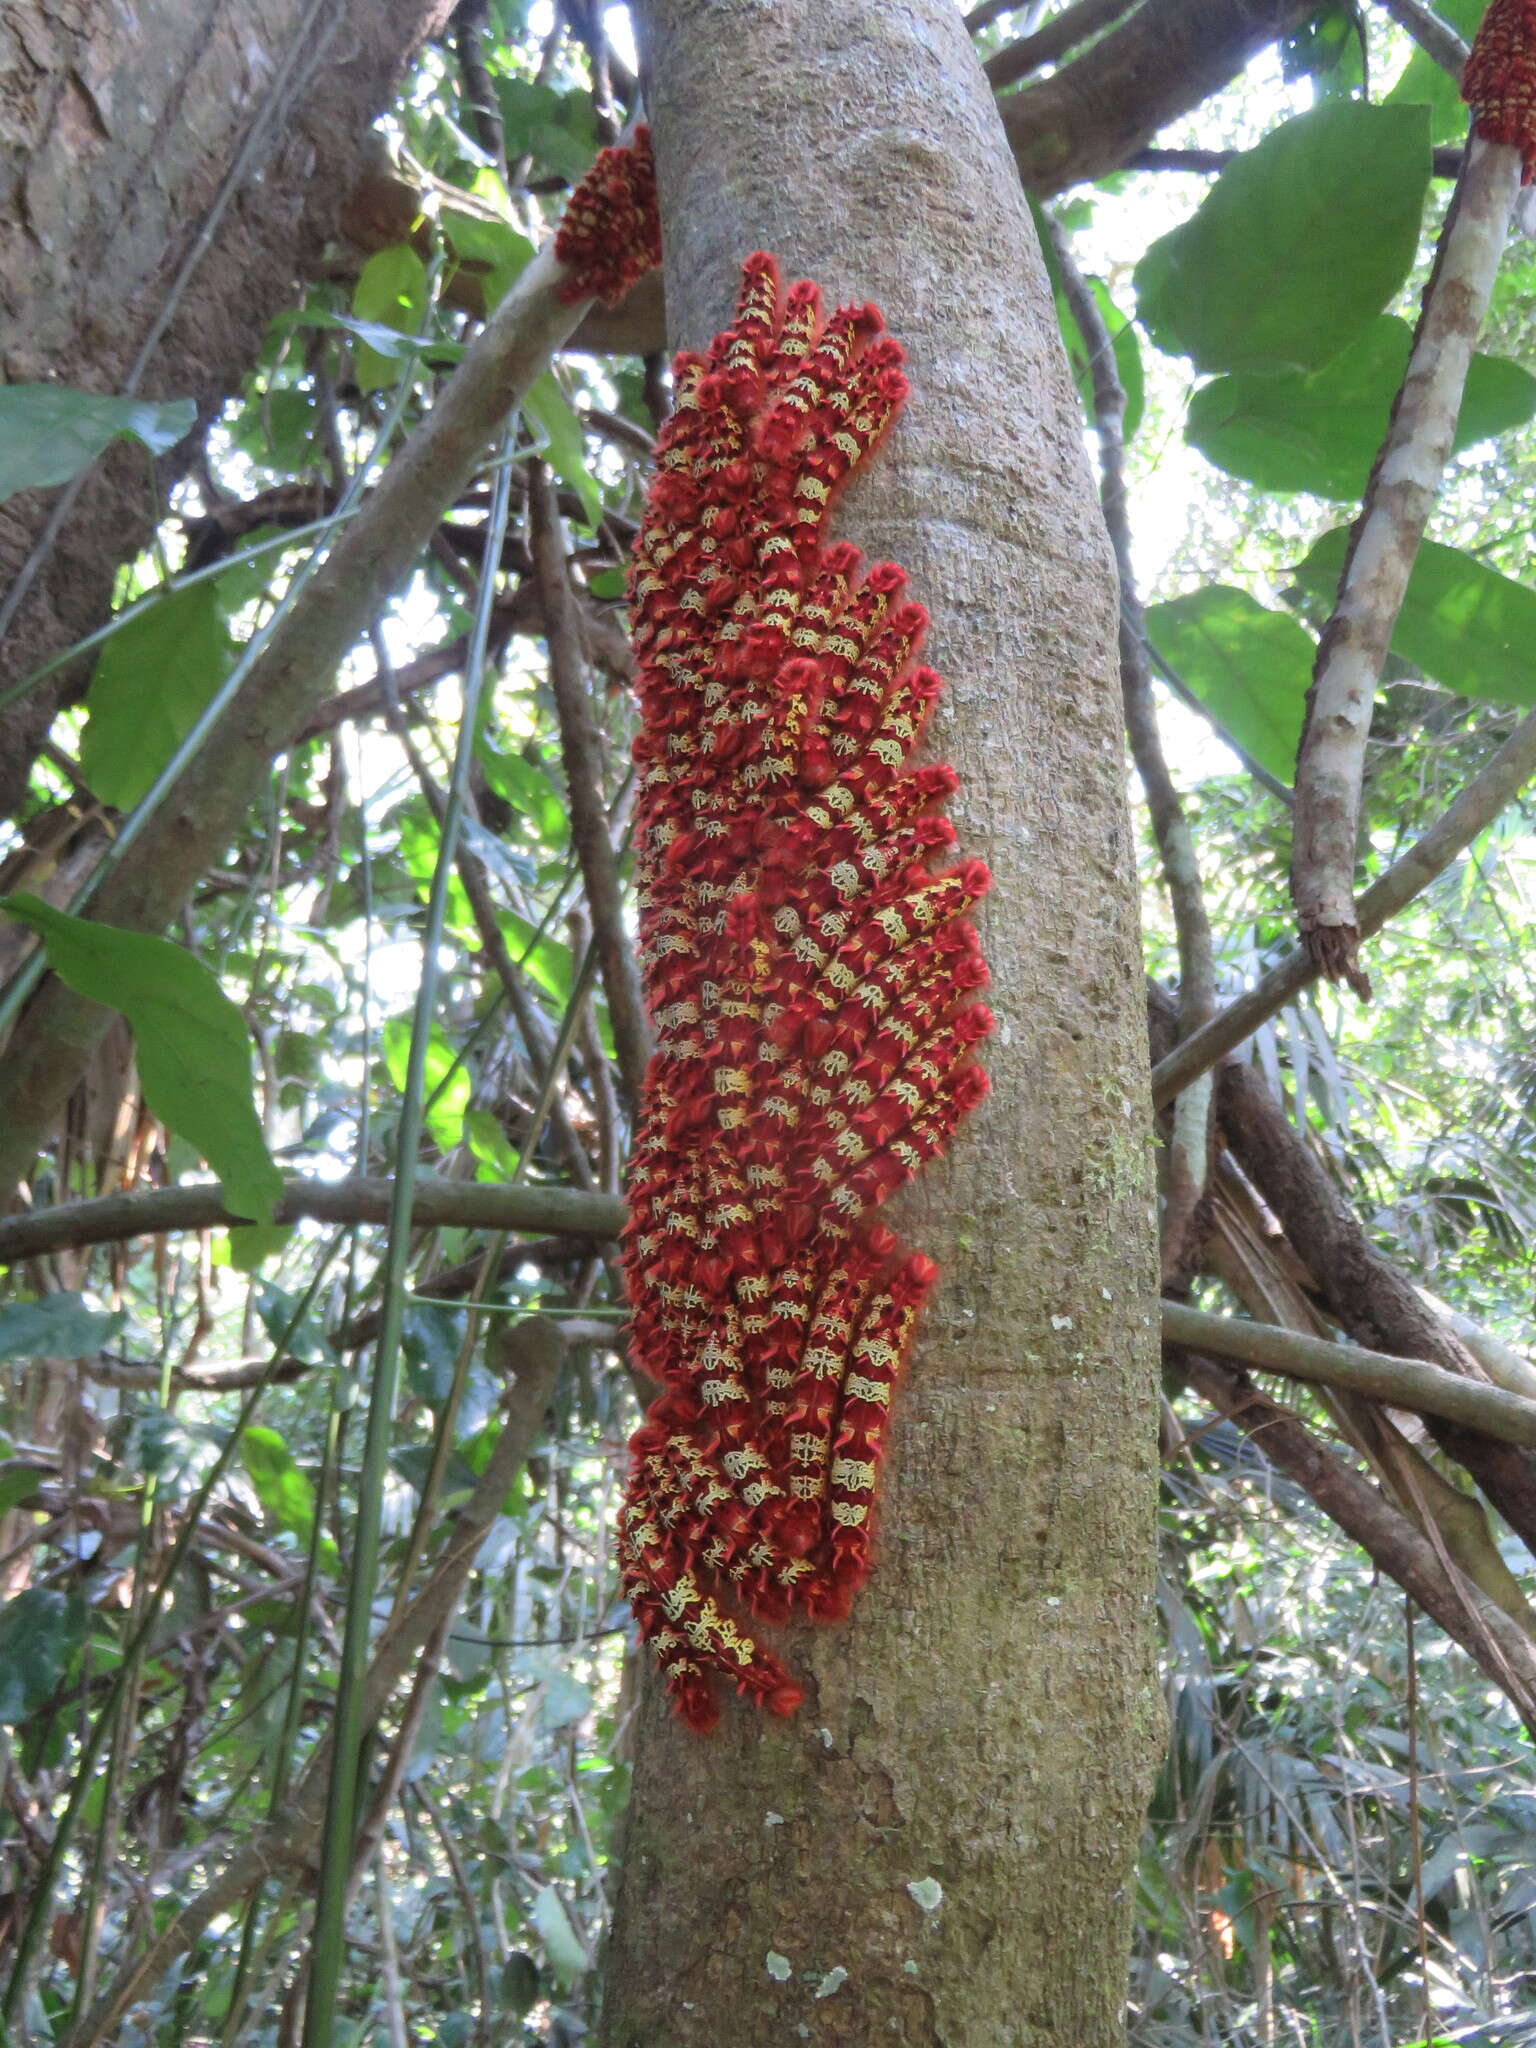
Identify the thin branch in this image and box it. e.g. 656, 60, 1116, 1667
1376, 0, 1470, 74
526, 462, 652, 1109
1291, 134, 1522, 995
1162, 1301, 1536, 1449
1175, 1349, 1536, 1735
0, 1174, 625, 1266
1045, 210, 1217, 1276
984, 0, 1135, 89
1152, 703, 1536, 1107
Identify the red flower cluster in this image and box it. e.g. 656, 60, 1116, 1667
1464, 0, 1536, 179
618, 253, 993, 1731
553, 126, 661, 303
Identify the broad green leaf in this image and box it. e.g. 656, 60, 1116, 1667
465, 1108, 520, 1181
1135, 102, 1432, 373
494, 79, 599, 181
1144, 586, 1317, 782
0, 1293, 124, 1358
1291, 531, 1536, 706
0, 1463, 53, 1517
1187, 317, 1536, 499
352, 244, 430, 393
498, 910, 575, 1006
0, 896, 282, 1223
531, 1886, 588, 1985
79, 577, 238, 811
240, 1425, 319, 1545
225, 1222, 295, 1273
477, 740, 570, 847
523, 374, 602, 529
443, 211, 535, 310
0, 387, 196, 502
0, 1589, 87, 1724
1387, 0, 1486, 139
498, 1954, 541, 2018
1280, 4, 1365, 98
382, 1015, 471, 1154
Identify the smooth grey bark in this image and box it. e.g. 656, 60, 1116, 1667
599, 7, 1162, 2045
0, 0, 455, 820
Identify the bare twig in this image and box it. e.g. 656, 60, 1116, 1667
526, 463, 652, 1109
1046, 211, 1216, 1277
1152, 704, 1536, 1106
1162, 1301, 1536, 1448
1291, 134, 1522, 995
0, 1174, 625, 1266
984, 0, 1136, 89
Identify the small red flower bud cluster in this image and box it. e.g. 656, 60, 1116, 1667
618, 253, 994, 1732
1463, 0, 1536, 180
553, 126, 662, 303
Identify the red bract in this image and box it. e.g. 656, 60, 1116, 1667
618, 253, 994, 1731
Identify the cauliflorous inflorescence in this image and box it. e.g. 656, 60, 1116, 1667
554, 126, 662, 303
1463, 0, 1536, 179
618, 253, 993, 1731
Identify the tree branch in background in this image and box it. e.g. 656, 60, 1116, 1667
1001, 0, 1322, 194
1162, 1301, 1536, 1449
1173, 1347, 1536, 1736
1376, 0, 1471, 74
1152, 705, 1536, 1106
1046, 210, 1217, 1280
1291, 134, 1522, 995
0, 243, 592, 1198
526, 461, 652, 1110
0, 1174, 624, 1266
984, 0, 1136, 90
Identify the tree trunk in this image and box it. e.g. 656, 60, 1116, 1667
0, 0, 455, 821
599, 6, 1162, 2044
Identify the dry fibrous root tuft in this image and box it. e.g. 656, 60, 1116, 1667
614, 254, 993, 1730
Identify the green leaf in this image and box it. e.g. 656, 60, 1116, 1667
531, 1886, 588, 1986
0, 387, 196, 502
1144, 586, 1317, 783
477, 741, 570, 847
494, 79, 599, 181
1187, 317, 1536, 499
1387, 0, 1486, 139
240, 1426, 319, 1545
523, 375, 602, 529
0, 1589, 87, 1724
0, 1294, 124, 1359
78, 577, 238, 811
351, 244, 430, 393
443, 211, 535, 310
498, 910, 574, 1007
1135, 101, 1432, 373
0, 896, 282, 1223
225, 1222, 295, 1273
465, 1109, 520, 1181
382, 1015, 471, 1154
0, 1462, 53, 1518
498, 1954, 541, 2018
1291, 531, 1536, 707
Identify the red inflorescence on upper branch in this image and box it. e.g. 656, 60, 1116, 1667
553, 126, 662, 303
617, 253, 994, 1732
1463, 0, 1536, 179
